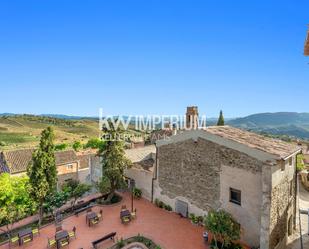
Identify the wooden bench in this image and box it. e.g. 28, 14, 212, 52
92, 232, 116, 249
74, 205, 92, 216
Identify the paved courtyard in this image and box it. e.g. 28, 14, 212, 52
0, 193, 206, 249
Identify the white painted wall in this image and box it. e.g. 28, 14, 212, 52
78, 168, 90, 183
125, 167, 153, 200
220, 165, 262, 247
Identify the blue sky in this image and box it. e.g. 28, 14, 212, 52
0, 0, 308, 118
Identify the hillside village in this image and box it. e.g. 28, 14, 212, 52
0, 2, 308, 249
1, 106, 309, 249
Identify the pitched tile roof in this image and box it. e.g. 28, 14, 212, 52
156, 126, 301, 160
1, 148, 78, 174
125, 145, 156, 163
1, 148, 34, 174
55, 150, 78, 165
205, 126, 301, 159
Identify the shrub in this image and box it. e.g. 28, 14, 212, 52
189, 213, 199, 224
158, 201, 165, 209
72, 141, 82, 151
210, 239, 243, 249
54, 143, 68, 151
297, 154, 305, 171
132, 187, 142, 199
84, 137, 105, 149
164, 204, 172, 211
117, 238, 125, 248
154, 198, 160, 207
136, 233, 144, 243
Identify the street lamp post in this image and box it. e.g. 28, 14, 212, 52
130, 179, 135, 212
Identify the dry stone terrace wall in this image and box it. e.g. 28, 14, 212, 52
157, 137, 264, 212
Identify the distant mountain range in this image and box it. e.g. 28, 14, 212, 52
1, 112, 309, 140
226, 112, 309, 140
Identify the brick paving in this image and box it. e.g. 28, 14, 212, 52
0, 193, 207, 249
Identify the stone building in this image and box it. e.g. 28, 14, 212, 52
0, 148, 92, 186
90, 145, 156, 201
186, 106, 199, 130
153, 126, 301, 249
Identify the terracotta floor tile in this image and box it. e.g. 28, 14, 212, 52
0, 193, 207, 249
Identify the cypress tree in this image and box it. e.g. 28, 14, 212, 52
217, 110, 225, 126
99, 119, 132, 202
27, 127, 57, 226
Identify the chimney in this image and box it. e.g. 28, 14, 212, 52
186, 106, 199, 130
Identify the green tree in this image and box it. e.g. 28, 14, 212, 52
72, 140, 82, 151
43, 190, 70, 216
71, 183, 91, 206
99, 119, 132, 201
62, 179, 91, 207
85, 137, 105, 149
54, 143, 68, 151
296, 153, 305, 171
204, 210, 240, 249
95, 176, 111, 196
27, 127, 57, 226
217, 110, 225, 126
0, 174, 37, 236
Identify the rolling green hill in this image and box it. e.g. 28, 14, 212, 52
0, 115, 100, 150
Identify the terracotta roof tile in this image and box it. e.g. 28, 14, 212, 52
206, 126, 301, 159
55, 150, 77, 165
125, 145, 156, 163
1, 149, 78, 174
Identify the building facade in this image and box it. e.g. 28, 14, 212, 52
153, 127, 300, 249
0, 148, 92, 186
90, 145, 156, 201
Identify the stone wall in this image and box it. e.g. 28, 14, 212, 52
157, 138, 263, 210
156, 137, 264, 246
57, 162, 79, 186
269, 174, 296, 249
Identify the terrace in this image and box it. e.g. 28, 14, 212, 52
0, 192, 206, 249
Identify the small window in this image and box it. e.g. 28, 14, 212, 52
230, 188, 241, 205
289, 158, 292, 166
67, 164, 73, 170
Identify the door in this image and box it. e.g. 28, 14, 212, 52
175, 199, 188, 218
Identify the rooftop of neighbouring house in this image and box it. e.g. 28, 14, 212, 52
76, 149, 99, 169
205, 126, 301, 159
0, 148, 79, 174
125, 145, 156, 171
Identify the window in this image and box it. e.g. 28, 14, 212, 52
66, 164, 73, 170
230, 188, 241, 205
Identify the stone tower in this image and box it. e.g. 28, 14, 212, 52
186, 106, 199, 130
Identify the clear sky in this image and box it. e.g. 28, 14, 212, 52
0, 0, 308, 118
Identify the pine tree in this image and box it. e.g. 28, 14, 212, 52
27, 127, 57, 226
99, 119, 132, 202
217, 110, 225, 126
